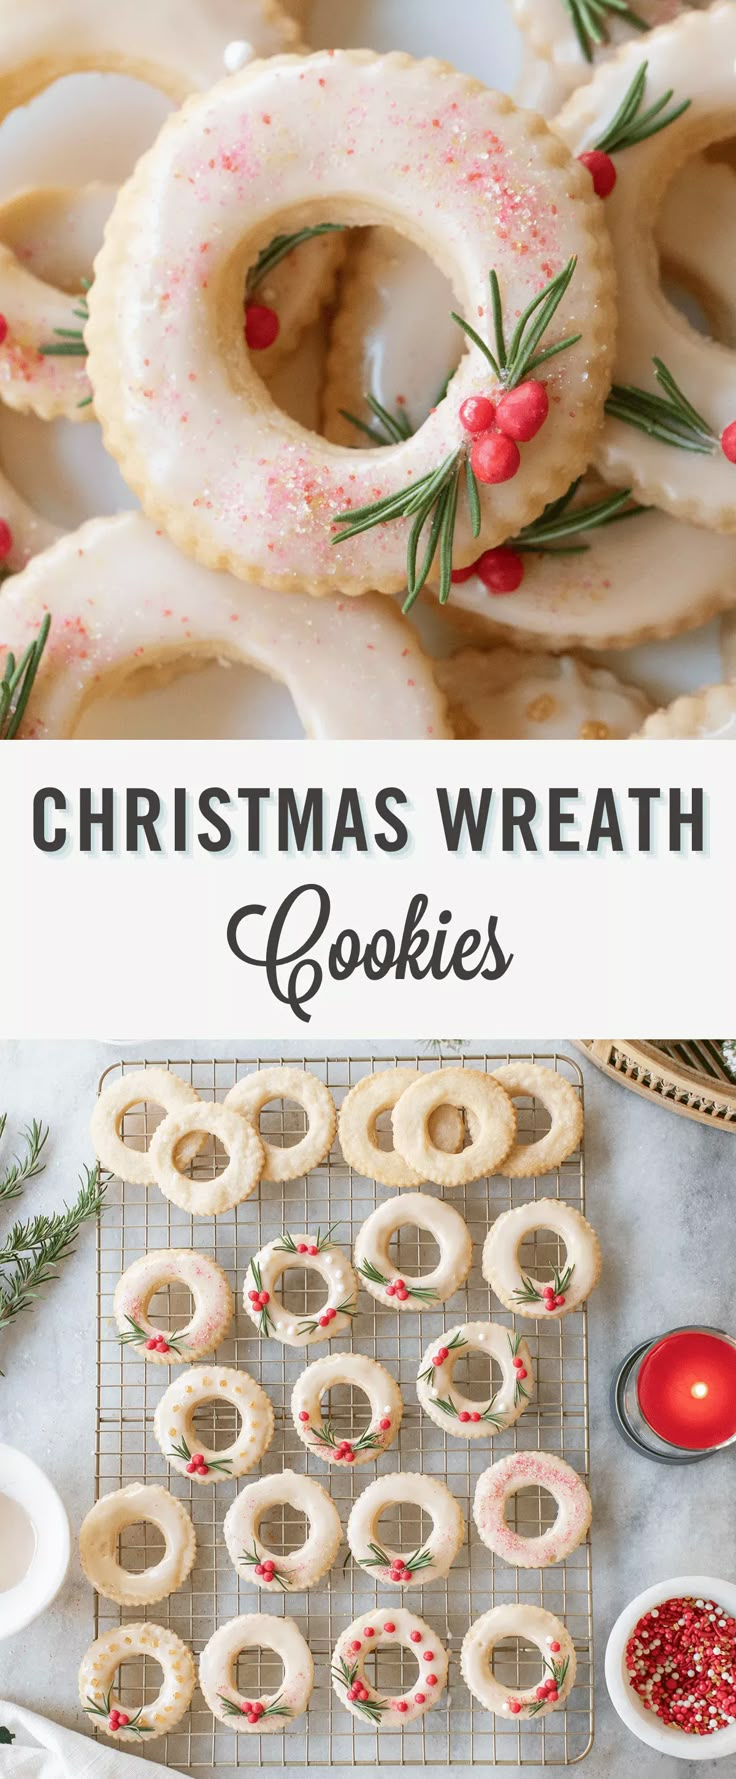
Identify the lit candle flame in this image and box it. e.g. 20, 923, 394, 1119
690, 1381, 709, 1400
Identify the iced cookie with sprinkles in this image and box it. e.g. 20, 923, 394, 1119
224, 1471, 342, 1591
332, 1608, 449, 1726
86, 49, 615, 598
153, 1364, 274, 1482
461, 1604, 576, 1719
483, 1199, 601, 1319
243, 1227, 358, 1346
347, 1473, 465, 1586
416, 1322, 534, 1438
114, 1249, 233, 1362
473, 1452, 592, 1568
199, 1614, 314, 1731
437, 648, 652, 738
354, 1193, 473, 1311
291, 1351, 402, 1467
637, 681, 736, 737
79, 1621, 195, 1742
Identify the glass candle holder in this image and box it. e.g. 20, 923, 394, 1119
611, 1325, 736, 1464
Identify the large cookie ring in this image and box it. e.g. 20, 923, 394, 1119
149, 1103, 264, 1216
87, 49, 614, 594
489, 1063, 583, 1176
392, 1069, 517, 1187
657, 158, 736, 350
90, 1068, 202, 1185
332, 1608, 449, 1726
153, 1364, 274, 1482
483, 1199, 602, 1319
354, 1192, 472, 1312
473, 1452, 592, 1568
337, 1068, 465, 1189
557, 7, 736, 531
224, 1066, 336, 1182
199, 1613, 314, 1731
79, 1621, 195, 1742
416, 1321, 534, 1438
244, 1228, 357, 1346
114, 1248, 233, 1362
79, 1484, 196, 1605
347, 1472, 464, 1586
223, 1470, 342, 1591
291, 1352, 402, 1467
461, 1605, 576, 1719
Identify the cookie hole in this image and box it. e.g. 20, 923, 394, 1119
657, 149, 736, 350
235, 1646, 285, 1698
504, 1486, 559, 1539
373, 1102, 463, 1157
115, 1521, 167, 1575
281, 1265, 331, 1317
257, 1504, 310, 1557
109, 1651, 165, 1713
362, 1645, 422, 1695
375, 1502, 433, 1553
319, 1383, 374, 1444
505, 1094, 553, 1147
75, 659, 306, 742
191, 1400, 241, 1452
517, 1230, 567, 1283
147, 1284, 195, 1336
451, 1350, 504, 1404
0, 73, 173, 191
388, 1228, 441, 1277
118, 1090, 189, 1158
489, 1636, 544, 1692
256, 1096, 309, 1150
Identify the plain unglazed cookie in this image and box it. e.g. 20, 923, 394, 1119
636, 680, 736, 736
0, 512, 450, 739
79, 1621, 195, 1742
223, 1470, 342, 1591
354, 1193, 473, 1311
79, 1484, 196, 1605
337, 1068, 465, 1189
90, 1067, 202, 1185
199, 1614, 314, 1731
224, 1067, 336, 1182
392, 1068, 517, 1186
416, 1322, 533, 1437
114, 1249, 233, 1362
86, 50, 615, 595
461, 1604, 576, 1719
347, 1472, 465, 1585
291, 1351, 402, 1467
489, 1063, 583, 1177
473, 1451, 592, 1568
153, 1364, 274, 1481
437, 648, 652, 738
483, 1199, 602, 1318
149, 1102, 264, 1216
332, 1608, 449, 1726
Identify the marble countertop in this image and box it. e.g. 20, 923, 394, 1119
1, 1037, 734, 1779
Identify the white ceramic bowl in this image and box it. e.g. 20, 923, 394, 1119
605, 1574, 736, 1761
0, 1443, 70, 1640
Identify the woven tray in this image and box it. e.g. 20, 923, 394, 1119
577, 1042, 736, 1131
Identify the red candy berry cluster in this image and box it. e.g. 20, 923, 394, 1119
429, 1344, 449, 1367
512, 1352, 529, 1380
385, 1276, 409, 1302
145, 1332, 172, 1354
253, 1556, 277, 1581
625, 1596, 736, 1735
248, 1286, 271, 1312
297, 1241, 321, 1255
389, 1557, 414, 1583
186, 1451, 210, 1477
317, 1305, 338, 1327
459, 379, 549, 486
543, 1286, 566, 1312
108, 1709, 131, 1732
240, 1699, 266, 1725
507, 1641, 562, 1715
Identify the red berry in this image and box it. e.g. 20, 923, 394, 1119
157, 1339, 170, 1353
344, 1449, 355, 1462
721, 421, 736, 462
192, 1453, 204, 1465
326, 1306, 336, 1320
549, 1641, 561, 1654
146, 1337, 158, 1350
450, 563, 477, 584
536, 1687, 547, 1700
379, 1417, 391, 1430
513, 1356, 524, 1369
254, 1563, 264, 1576
395, 1700, 409, 1713
459, 394, 497, 434
470, 431, 521, 485
396, 1287, 408, 1301
554, 1296, 565, 1308
259, 1291, 270, 1306
517, 1367, 528, 1379
319, 1315, 330, 1327
363, 1626, 375, 1637
437, 1347, 448, 1362
350, 1640, 361, 1653
245, 303, 279, 350
0, 316, 8, 345
118, 1714, 129, 1727
384, 1622, 396, 1633
423, 1652, 434, 1663
496, 379, 549, 442
297, 1242, 308, 1253
308, 1245, 318, 1256
248, 1289, 260, 1302
579, 149, 617, 199
395, 1279, 405, 1290
410, 1630, 422, 1642
401, 1568, 412, 1581
426, 1675, 437, 1687
476, 546, 525, 594
508, 1699, 522, 1715
247, 1711, 259, 1723
468, 1410, 480, 1422
299, 1410, 309, 1422
197, 1462, 209, 1475
458, 1410, 471, 1423
385, 1283, 396, 1296
415, 1693, 426, 1705
186, 1461, 196, 1473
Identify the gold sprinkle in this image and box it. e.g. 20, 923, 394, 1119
579, 720, 611, 739
526, 694, 556, 723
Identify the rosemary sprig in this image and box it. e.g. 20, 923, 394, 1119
361, 1540, 434, 1577
297, 1297, 357, 1336
38, 290, 89, 358
247, 1258, 273, 1335
452, 258, 580, 390
526, 1655, 571, 1715
0, 613, 51, 739
309, 1418, 382, 1455
85, 1688, 153, 1737
238, 1544, 290, 1590
218, 1691, 292, 1719
340, 393, 413, 446
0, 1118, 49, 1203
247, 223, 345, 294
508, 1330, 531, 1407
117, 1314, 183, 1354
563, 0, 648, 62
169, 1435, 233, 1475
0, 1164, 106, 1362
605, 356, 717, 454
357, 1256, 439, 1304
275, 1223, 341, 1254
594, 62, 690, 155
510, 479, 643, 554
433, 1394, 504, 1428
332, 1658, 387, 1723
417, 1329, 467, 1383
512, 1264, 575, 1305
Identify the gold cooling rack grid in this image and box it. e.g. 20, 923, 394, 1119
94, 1050, 593, 1770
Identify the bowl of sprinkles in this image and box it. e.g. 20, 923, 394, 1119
605, 1577, 736, 1759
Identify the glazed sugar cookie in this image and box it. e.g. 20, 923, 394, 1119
637, 680, 736, 737
489, 1064, 583, 1177
0, 513, 450, 739
79, 1621, 195, 1742
154, 1364, 274, 1482
244, 1228, 357, 1346
338, 1068, 465, 1189
354, 1193, 473, 1312
473, 1452, 592, 1568
224, 1067, 336, 1182
114, 1249, 233, 1362
556, 7, 736, 531
483, 1199, 602, 1319
87, 50, 615, 595
437, 648, 652, 739
79, 1484, 196, 1605
461, 1605, 575, 1719
514, 48, 578, 119
0, 182, 115, 293
291, 1352, 402, 1467
657, 158, 736, 349
392, 1069, 517, 1187
416, 1322, 533, 1438
514, 0, 686, 84
347, 1473, 464, 1586
332, 1608, 449, 1726
90, 1068, 202, 1186
199, 1614, 314, 1731
223, 1470, 342, 1591
149, 1103, 264, 1216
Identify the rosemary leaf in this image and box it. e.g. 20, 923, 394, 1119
0, 1119, 49, 1203
1, 614, 51, 740
563, 0, 649, 63
594, 62, 690, 155
0, 1163, 106, 1359
246, 223, 345, 294
605, 357, 716, 454
512, 483, 643, 552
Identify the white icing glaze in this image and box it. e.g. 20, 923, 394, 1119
224, 1066, 336, 1181
78, 1622, 195, 1742
90, 1068, 202, 1186
461, 1604, 576, 1718
514, 48, 578, 119
482, 1199, 602, 1319
153, 1364, 274, 1482
0, 182, 115, 293
291, 1352, 402, 1467
437, 647, 652, 738
354, 1192, 473, 1311
347, 1472, 465, 1586
79, 1484, 196, 1604
637, 678, 736, 736
86, 50, 615, 593
514, 0, 686, 79
223, 1471, 342, 1591
337, 1067, 465, 1189
473, 1452, 592, 1568
113, 1248, 233, 1362
149, 1103, 264, 1217
416, 1321, 534, 1439
332, 1607, 449, 1726
199, 1613, 314, 1731
244, 1233, 358, 1346
0, 512, 450, 739
490, 1062, 584, 1176
657, 158, 736, 348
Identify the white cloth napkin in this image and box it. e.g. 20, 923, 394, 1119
0, 1702, 188, 1779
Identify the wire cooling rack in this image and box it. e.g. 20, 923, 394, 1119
94, 1050, 593, 1770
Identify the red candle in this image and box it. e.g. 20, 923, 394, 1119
637, 1329, 736, 1451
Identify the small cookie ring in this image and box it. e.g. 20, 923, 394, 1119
153, 1364, 274, 1483
114, 1249, 233, 1362
347, 1472, 464, 1586
149, 1103, 264, 1216
244, 1230, 357, 1346
416, 1321, 533, 1439
224, 1067, 336, 1182
490, 1064, 583, 1177
482, 1199, 602, 1319
224, 1470, 342, 1592
332, 1608, 449, 1726
461, 1604, 576, 1719
90, 1068, 202, 1185
392, 1069, 517, 1187
338, 1068, 465, 1189
291, 1352, 402, 1467
354, 1193, 472, 1312
79, 1621, 195, 1742
199, 1613, 314, 1731
473, 1452, 592, 1568
79, 1484, 196, 1605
